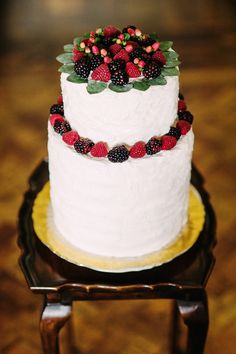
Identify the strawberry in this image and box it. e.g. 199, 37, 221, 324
161, 136, 177, 150
57, 95, 63, 105
62, 131, 80, 145
90, 142, 108, 157
49, 114, 64, 126
114, 49, 130, 62
91, 63, 111, 82
104, 25, 120, 37
178, 99, 187, 111
73, 48, 84, 62
177, 120, 191, 135
129, 141, 146, 158
152, 51, 166, 65
109, 43, 122, 55
126, 62, 141, 78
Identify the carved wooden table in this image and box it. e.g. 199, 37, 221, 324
18, 159, 216, 354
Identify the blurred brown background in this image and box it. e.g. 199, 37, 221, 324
0, 0, 236, 353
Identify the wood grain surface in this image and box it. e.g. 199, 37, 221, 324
0, 1, 236, 353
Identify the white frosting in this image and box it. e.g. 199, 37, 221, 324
48, 125, 194, 258
61, 73, 179, 146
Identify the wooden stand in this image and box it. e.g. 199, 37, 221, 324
18, 159, 216, 354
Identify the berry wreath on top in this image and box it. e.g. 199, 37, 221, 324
56, 25, 181, 94
49, 94, 193, 163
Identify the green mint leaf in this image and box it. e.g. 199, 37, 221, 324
164, 50, 179, 61
148, 76, 167, 86
150, 32, 159, 41
56, 53, 73, 64
87, 80, 107, 94
133, 80, 150, 91
73, 37, 85, 46
67, 73, 88, 83
58, 64, 75, 74
165, 59, 181, 68
160, 41, 173, 51
161, 67, 179, 76
108, 83, 133, 93
63, 44, 74, 53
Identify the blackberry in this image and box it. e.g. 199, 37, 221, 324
101, 36, 113, 47
50, 104, 64, 116
141, 37, 156, 47
54, 120, 71, 135
108, 59, 126, 73
143, 61, 162, 79
165, 127, 181, 140
90, 55, 103, 70
130, 47, 145, 61
111, 70, 129, 86
74, 58, 91, 78
178, 92, 184, 100
145, 137, 162, 155
178, 110, 194, 124
74, 138, 94, 154
107, 145, 129, 163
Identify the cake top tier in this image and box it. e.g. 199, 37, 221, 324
56, 25, 180, 94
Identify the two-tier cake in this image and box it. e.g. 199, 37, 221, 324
47, 25, 194, 259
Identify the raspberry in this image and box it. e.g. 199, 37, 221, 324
90, 142, 108, 157
178, 110, 194, 124
143, 61, 162, 79
165, 127, 181, 140
108, 145, 129, 163
177, 120, 191, 135
109, 44, 122, 55
178, 99, 187, 111
145, 137, 162, 155
73, 48, 84, 62
54, 120, 71, 135
126, 62, 141, 78
152, 51, 166, 65
129, 142, 146, 158
57, 95, 63, 105
90, 55, 103, 70
114, 49, 130, 62
50, 104, 64, 116
104, 25, 120, 37
91, 63, 111, 82
49, 114, 64, 126
126, 40, 139, 49
111, 70, 129, 86
62, 131, 80, 145
109, 59, 126, 73
74, 138, 95, 154
161, 136, 177, 150
74, 58, 91, 78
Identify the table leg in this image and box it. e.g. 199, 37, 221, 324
40, 301, 72, 354
177, 291, 209, 354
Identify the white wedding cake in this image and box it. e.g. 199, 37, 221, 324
48, 25, 194, 258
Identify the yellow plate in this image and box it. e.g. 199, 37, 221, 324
33, 182, 205, 273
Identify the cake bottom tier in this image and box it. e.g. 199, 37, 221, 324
48, 127, 194, 258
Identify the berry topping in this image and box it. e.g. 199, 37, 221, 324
145, 137, 162, 155
161, 136, 177, 150
143, 61, 162, 79
178, 110, 194, 124
179, 93, 184, 100
74, 138, 95, 154
178, 99, 187, 111
130, 47, 145, 61
177, 120, 192, 135
103, 25, 120, 37
91, 63, 111, 82
109, 43, 122, 55
126, 62, 141, 78
111, 69, 129, 86
90, 142, 108, 157
108, 145, 129, 163
57, 95, 63, 105
165, 127, 181, 140
152, 51, 166, 65
74, 58, 91, 78
54, 121, 71, 135
142, 36, 156, 47
129, 142, 146, 158
108, 59, 126, 73
113, 49, 130, 62
50, 104, 64, 116
90, 55, 103, 70
73, 48, 84, 62
49, 114, 64, 126
62, 131, 80, 145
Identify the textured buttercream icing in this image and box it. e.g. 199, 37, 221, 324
48, 125, 194, 257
